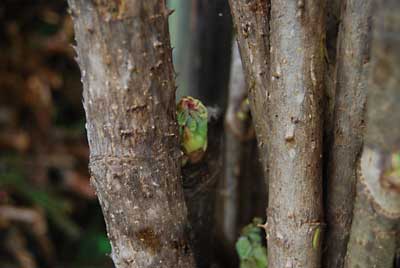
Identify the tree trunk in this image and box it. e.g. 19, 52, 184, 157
229, 1, 325, 267
323, 1, 373, 267
344, 0, 400, 267
67, 1, 195, 267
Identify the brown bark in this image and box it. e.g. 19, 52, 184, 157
344, 0, 400, 267
323, 1, 373, 267
229, 1, 325, 267
67, 1, 195, 267
228, 0, 270, 157
227, 3, 271, 266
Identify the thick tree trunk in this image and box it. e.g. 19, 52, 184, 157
323, 1, 373, 267
344, 0, 400, 267
229, 1, 325, 267
68, 1, 195, 267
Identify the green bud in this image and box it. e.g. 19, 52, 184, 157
177, 96, 208, 164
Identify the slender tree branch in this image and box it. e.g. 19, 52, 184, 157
323, 1, 373, 267
223, 40, 266, 245
228, 0, 270, 156
230, 0, 326, 267
222, 40, 247, 247
67, 1, 195, 267
345, 1, 400, 266
266, 1, 326, 267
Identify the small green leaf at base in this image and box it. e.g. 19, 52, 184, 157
236, 218, 268, 268
236, 237, 252, 259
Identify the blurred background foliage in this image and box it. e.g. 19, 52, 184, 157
0, 0, 112, 267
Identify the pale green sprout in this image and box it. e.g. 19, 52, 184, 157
312, 227, 321, 250
177, 96, 208, 164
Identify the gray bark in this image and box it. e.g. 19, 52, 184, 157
229, 1, 325, 267
344, 0, 400, 267
323, 1, 373, 267
67, 1, 195, 267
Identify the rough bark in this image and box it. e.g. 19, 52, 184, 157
323, 1, 373, 267
229, 1, 325, 267
67, 1, 195, 267
267, 2, 326, 267
228, 0, 270, 157
344, 177, 398, 268
344, 0, 400, 267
